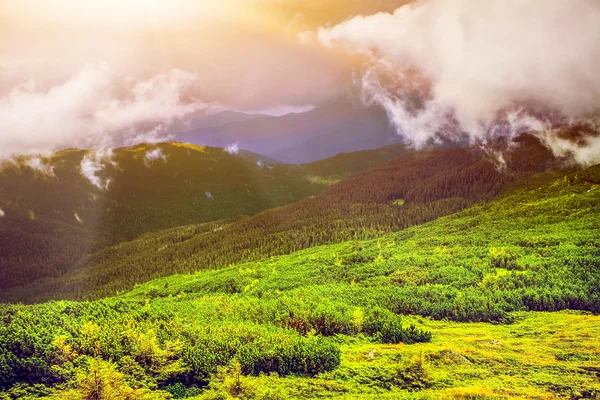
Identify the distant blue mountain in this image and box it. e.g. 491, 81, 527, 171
175, 102, 401, 163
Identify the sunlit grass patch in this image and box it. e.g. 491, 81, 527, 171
171, 142, 207, 152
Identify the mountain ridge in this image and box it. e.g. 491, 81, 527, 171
175, 102, 402, 163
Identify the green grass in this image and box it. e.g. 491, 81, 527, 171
193, 311, 600, 399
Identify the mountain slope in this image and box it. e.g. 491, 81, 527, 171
0, 134, 570, 302
0, 142, 323, 289
1, 161, 598, 399
129, 161, 600, 318
0, 143, 411, 291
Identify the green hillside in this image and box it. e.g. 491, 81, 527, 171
0, 143, 409, 292
123, 162, 600, 320
1, 162, 598, 399
0, 142, 322, 242
0, 135, 569, 303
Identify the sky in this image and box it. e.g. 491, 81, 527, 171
1, 0, 599, 162
0, 0, 411, 157
0, 0, 408, 110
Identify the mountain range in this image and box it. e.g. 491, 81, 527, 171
175, 102, 401, 163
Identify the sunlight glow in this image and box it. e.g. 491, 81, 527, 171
5, 0, 232, 27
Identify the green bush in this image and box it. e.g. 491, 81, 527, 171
363, 307, 431, 344
182, 324, 340, 382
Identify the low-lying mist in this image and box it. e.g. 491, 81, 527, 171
319, 0, 600, 164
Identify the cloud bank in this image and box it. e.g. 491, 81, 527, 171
319, 0, 600, 163
80, 149, 117, 190
0, 64, 208, 159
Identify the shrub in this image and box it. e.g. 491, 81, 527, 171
181, 325, 340, 383
363, 307, 431, 344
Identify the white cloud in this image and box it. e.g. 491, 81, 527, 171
80, 149, 116, 190
538, 125, 600, 166
319, 0, 600, 162
224, 143, 240, 155
205, 191, 213, 199
256, 160, 263, 168
144, 148, 168, 166
0, 64, 208, 159
74, 212, 83, 223
0, 208, 5, 218
24, 156, 55, 176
